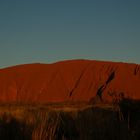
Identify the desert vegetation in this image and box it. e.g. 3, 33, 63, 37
0, 99, 140, 140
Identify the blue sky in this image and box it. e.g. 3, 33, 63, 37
0, 0, 140, 68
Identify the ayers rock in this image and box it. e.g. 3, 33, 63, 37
0, 59, 140, 104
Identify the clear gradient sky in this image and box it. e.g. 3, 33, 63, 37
0, 0, 140, 68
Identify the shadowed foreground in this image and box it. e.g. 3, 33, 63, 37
0, 100, 140, 140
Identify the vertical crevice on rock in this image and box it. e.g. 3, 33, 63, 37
134, 65, 140, 75
69, 62, 92, 98
106, 71, 115, 85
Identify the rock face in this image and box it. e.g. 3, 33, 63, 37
0, 59, 140, 103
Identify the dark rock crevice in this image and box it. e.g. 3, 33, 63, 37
106, 71, 115, 85
134, 65, 140, 75
96, 85, 105, 101
96, 71, 115, 101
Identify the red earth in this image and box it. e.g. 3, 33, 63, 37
0, 60, 140, 103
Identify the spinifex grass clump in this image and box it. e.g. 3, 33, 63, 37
32, 111, 60, 140
32, 111, 78, 140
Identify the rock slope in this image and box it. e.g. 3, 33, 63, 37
0, 60, 140, 103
